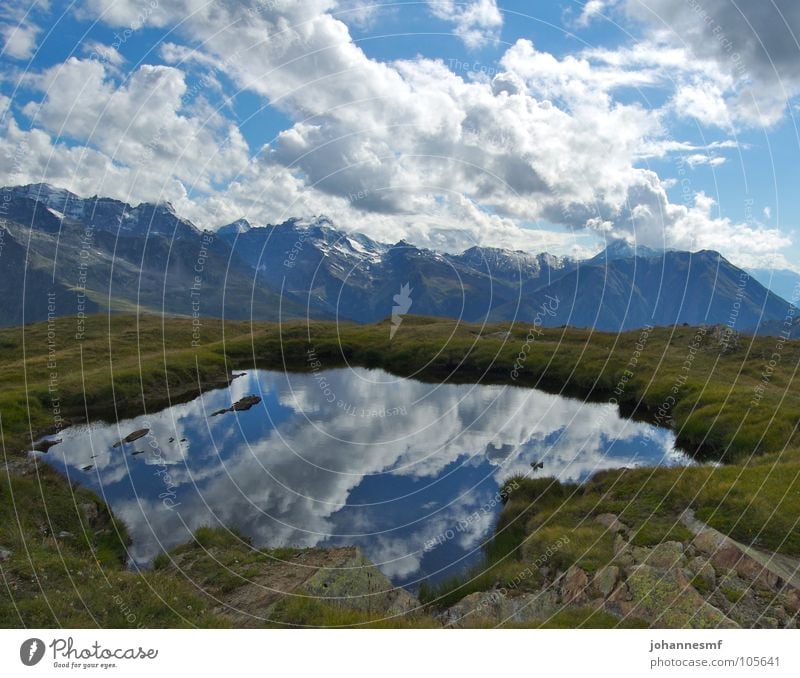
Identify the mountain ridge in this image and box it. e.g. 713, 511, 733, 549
0, 184, 795, 335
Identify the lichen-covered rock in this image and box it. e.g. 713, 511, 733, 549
303, 549, 418, 616
635, 541, 686, 570
561, 566, 589, 604
443, 589, 560, 627
687, 556, 716, 589
591, 565, 620, 598
608, 564, 737, 628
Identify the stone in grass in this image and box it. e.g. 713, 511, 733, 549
687, 556, 716, 589
591, 565, 620, 598
0, 546, 12, 561
561, 566, 589, 605
635, 541, 686, 570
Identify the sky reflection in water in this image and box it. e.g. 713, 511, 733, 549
38, 368, 691, 586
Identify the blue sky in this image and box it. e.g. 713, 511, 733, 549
1, 1, 799, 271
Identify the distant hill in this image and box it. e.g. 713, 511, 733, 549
747, 267, 800, 305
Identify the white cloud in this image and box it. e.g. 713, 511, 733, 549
0, 0, 791, 269
683, 153, 725, 168
575, 0, 614, 28
20, 57, 250, 198
81, 40, 125, 67
1, 22, 40, 59
427, 0, 503, 48
623, 0, 800, 127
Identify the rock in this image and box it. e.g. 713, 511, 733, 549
687, 556, 716, 589
636, 541, 686, 570
786, 589, 800, 614
0, 546, 12, 561
131, 450, 146, 456
211, 395, 262, 416
443, 588, 560, 628
112, 428, 150, 448
609, 564, 737, 628
596, 513, 626, 533
561, 566, 589, 604
591, 565, 620, 598
32, 438, 62, 453
302, 548, 418, 617
692, 531, 781, 591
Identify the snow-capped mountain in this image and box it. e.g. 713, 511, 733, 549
6, 184, 200, 239
0, 183, 793, 334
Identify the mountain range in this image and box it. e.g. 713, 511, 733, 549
0, 183, 796, 336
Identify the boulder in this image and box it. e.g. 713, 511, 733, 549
591, 565, 620, 598
636, 541, 686, 570
609, 564, 737, 628
443, 588, 560, 628
561, 566, 589, 604
687, 556, 716, 589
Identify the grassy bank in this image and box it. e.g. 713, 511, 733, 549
1, 312, 798, 627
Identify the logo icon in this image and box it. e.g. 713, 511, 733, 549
390, 283, 413, 339
20, 638, 45, 666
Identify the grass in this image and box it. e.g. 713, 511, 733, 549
1, 312, 799, 626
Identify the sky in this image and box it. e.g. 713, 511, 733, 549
1, 1, 799, 270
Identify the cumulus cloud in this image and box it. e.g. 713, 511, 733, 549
427, 0, 503, 48
0, 0, 792, 269
623, 0, 800, 127
1, 22, 40, 59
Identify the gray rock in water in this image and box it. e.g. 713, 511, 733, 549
211, 395, 262, 416
32, 438, 62, 453
112, 428, 150, 448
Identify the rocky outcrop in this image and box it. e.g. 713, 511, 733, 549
443, 511, 800, 629
164, 543, 419, 626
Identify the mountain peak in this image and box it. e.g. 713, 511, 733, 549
593, 240, 663, 261
218, 218, 252, 236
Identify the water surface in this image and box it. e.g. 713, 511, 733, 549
38, 368, 691, 586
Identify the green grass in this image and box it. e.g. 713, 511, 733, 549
1, 313, 799, 627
